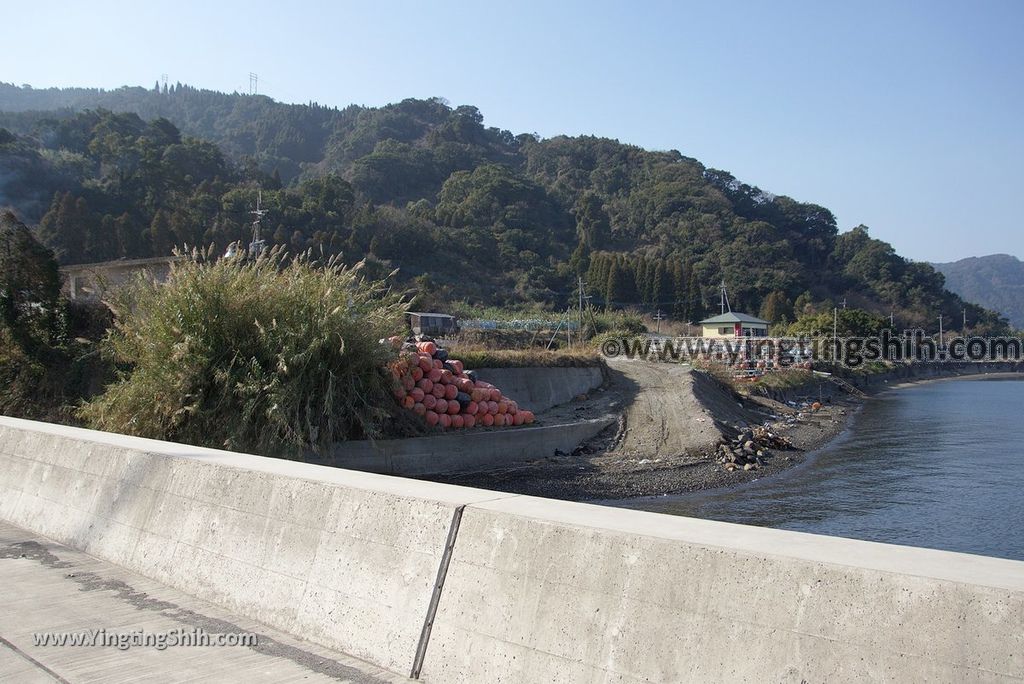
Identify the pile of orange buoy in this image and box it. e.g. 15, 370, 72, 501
388, 337, 535, 430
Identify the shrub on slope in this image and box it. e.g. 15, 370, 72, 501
80, 248, 407, 455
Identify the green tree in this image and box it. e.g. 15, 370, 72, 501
36, 192, 89, 263
671, 260, 688, 319
149, 210, 173, 256
686, 270, 704, 322
606, 259, 629, 307
759, 290, 793, 324
1, 210, 62, 342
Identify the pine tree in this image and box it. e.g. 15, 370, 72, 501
635, 257, 650, 306
617, 255, 638, 305
569, 239, 590, 276
606, 260, 626, 309
86, 215, 117, 262
652, 261, 666, 312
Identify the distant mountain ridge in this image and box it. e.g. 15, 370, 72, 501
0, 82, 1010, 332
933, 254, 1024, 329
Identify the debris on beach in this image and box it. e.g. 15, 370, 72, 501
718, 424, 794, 472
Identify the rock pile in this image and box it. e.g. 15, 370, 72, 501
718, 424, 793, 472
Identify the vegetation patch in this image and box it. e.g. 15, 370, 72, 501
79, 248, 408, 455
450, 347, 604, 369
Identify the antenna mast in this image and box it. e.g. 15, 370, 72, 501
249, 72, 259, 95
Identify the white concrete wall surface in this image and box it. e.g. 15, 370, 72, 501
0, 417, 505, 675
473, 366, 605, 413
1, 416, 1022, 682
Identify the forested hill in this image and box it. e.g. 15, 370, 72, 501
933, 255, 1024, 329
0, 82, 1007, 332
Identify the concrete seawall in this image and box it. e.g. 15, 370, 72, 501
322, 416, 615, 475
474, 365, 604, 413
2, 416, 1022, 682
321, 365, 609, 476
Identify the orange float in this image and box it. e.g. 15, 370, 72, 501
391, 341, 535, 432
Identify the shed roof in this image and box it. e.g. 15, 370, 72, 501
698, 312, 769, 325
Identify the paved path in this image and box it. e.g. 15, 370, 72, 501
0, 521, 408, 683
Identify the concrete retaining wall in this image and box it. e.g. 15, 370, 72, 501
423, 498, 1024, 682
318, 365, 609, 477
474, 366, 605, 413
322, 416, 615, 475
0, 417, 496, 674
2, 416, 1022, 682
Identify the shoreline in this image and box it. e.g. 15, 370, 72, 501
429, 362, 1023, 501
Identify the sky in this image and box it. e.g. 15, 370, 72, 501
4, 0, 1022, 263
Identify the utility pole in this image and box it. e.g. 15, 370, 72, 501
719, 280, 731, 315
249, 189, 267, 256
890, 310, 894, 329
833, 307, 839, 361
653, 310, 664, 334
841, 297, 847, 310
963, 309, 967, 334
939, 314, 945, 350
578, 276, 585, 340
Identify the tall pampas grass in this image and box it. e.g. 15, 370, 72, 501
80, 246, 408, 456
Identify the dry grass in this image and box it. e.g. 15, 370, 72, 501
448, 346, 605, 369
79, 247, 408, 455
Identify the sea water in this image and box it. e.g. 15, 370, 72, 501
625, 377, 1024, 560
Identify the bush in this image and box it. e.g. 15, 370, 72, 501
80, 248, 407, 455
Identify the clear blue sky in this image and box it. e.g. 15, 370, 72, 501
5, 0, 1022, 262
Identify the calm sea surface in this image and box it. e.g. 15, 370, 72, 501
621, 377, 1024, 560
